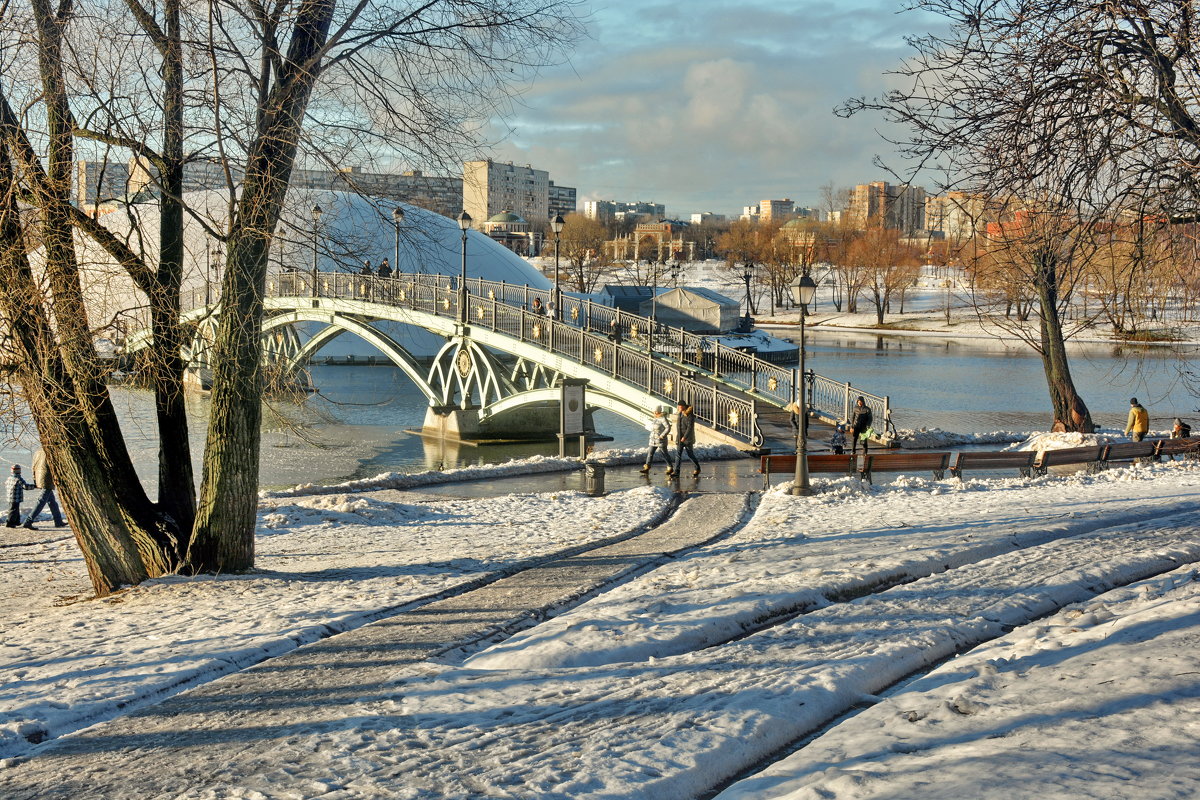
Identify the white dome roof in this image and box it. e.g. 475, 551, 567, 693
296, 191, 548, 288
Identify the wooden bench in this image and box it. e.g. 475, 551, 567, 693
1156, 436, 1200, 460
1100, 440, 1160, 466
759, 453, 856, 488
1032, 445, 1105, 476
949, 450, 1036, 479
859, 452, 951, 484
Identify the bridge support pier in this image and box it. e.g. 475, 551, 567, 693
421, 403, 590, 443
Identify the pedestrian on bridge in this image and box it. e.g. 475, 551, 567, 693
531, 297, 547, 316
377, 259, 392, 278
671, 401, 701, 477
640, 408, 672, 474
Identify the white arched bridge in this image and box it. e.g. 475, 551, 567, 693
132, 271, 894, 448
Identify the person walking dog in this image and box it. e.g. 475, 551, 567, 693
5, 464, 34, 528
23, 449, 65, 529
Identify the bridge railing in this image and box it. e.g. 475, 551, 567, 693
197, 269, 889, 438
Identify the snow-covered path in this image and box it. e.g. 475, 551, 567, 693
3, 460, 1200, 799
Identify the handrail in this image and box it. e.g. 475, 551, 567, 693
181, 269, 895, 439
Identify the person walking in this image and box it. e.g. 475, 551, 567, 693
376, 258, 392, 278
23, 449, 65, 529
5, 464, 34, 528
640, 408, 672, 474
1125, 397, 1149, 442
531, 297, 546, 316
850, 396, 874, 455
672, 401, 701, 477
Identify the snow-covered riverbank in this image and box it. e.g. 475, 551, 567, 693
3, 448, 1200, 798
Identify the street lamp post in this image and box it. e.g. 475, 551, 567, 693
742, 262, 755, 331
551, 214, 565, 320
457, 210, 471, 323
392, 205, 404, 274
789, 272, 818, 497
311, 204, 323, 298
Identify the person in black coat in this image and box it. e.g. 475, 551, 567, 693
850, 396, 873, 456
671, 401, 702, 476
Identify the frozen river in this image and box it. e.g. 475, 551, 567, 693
1, 330, 1194, 492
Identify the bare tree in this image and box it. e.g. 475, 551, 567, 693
0, 0, 582, 595
558, 214, 611, 293
834, 0, 1200, 431
848, 225, 922, 325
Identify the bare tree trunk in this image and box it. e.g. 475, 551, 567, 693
150, 0, 197, 536
1034, 252, 1095, 433
188, 0, 335, 573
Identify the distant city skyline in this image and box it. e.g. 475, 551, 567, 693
476, 0, 944, 219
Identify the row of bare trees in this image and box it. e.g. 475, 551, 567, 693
0, 0, 581, 596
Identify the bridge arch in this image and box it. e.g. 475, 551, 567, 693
259, 311, 439, 402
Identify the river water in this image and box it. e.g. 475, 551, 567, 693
2, 331, 1194, 492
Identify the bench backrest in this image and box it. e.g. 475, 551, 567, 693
1035, 445, 1104, 468
760, 453, 856, 474
1102, 440, 1160, 461
1157, 436, 1200, 457
861, 452, 951, 472
950, 451, 1036, 471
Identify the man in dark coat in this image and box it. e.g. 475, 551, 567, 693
850, 396, 874, 456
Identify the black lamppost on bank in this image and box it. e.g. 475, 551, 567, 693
789, 272, 818, 496
311, 204, 323, 298
551, 214, 564, 319
457, 210, 471, 323
392, 205, 404, 274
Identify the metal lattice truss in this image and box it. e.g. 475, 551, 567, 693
427, 338, 513, 410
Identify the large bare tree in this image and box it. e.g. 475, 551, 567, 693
0, 0, 582, 595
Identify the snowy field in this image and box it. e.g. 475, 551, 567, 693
3, 449, 1200, 798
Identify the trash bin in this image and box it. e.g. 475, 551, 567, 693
583, 462, 606, 496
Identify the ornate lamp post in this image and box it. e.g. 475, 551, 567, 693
789, 272, 818, 496
551, 214, 565, 320
311, 204, 323, 298
392, 205, 404, 274
457, 210, 471, 323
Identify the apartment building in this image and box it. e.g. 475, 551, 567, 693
583, 199, 665, 222
463, 160, 550, 227
846, 181, 927, 235
74, 160, 132, 209
548, 181, 577, 219
925, 191, 994, 241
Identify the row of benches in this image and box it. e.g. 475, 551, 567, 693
760, 436, 1200, 487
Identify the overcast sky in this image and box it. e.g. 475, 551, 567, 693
479, 0, 942, 219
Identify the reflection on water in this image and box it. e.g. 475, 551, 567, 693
2, 334, 1195, 492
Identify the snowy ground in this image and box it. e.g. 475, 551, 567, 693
3, 447, 1200, 798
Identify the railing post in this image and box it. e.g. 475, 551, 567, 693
844, 382, 852, 423
748, 352, 758, 392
